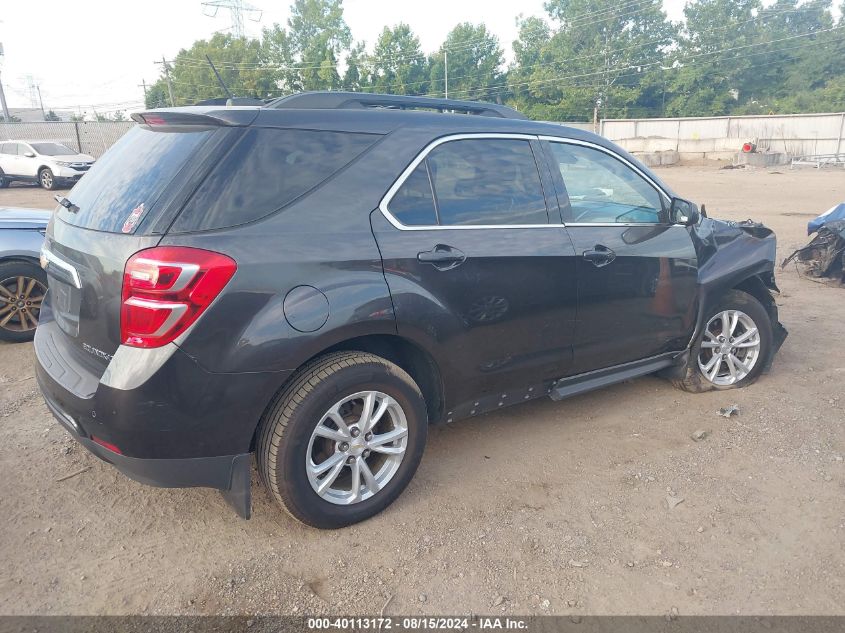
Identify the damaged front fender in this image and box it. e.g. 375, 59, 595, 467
688, 217, 788, 370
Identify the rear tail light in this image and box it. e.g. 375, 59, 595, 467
121, 246, 236, 348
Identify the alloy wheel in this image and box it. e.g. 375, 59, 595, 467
697, 309, 762, 386
0, 276, 46, 333
41, 171, 53, 189
306, 390, 409, 505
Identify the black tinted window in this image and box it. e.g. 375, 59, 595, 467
173, 128, 379, 232
389, 162, 437, 226
57, 126, 213, 233
427, 139, 548, 226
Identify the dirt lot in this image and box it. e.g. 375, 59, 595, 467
1, 168, 843, 617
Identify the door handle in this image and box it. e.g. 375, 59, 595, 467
583, 244, 616, 267
418, 245, 466, 270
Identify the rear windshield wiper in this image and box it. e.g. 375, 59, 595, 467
54, 195, 80, 213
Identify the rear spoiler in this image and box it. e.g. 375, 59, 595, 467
131, 107, 260, 127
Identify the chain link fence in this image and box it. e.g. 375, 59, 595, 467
0, 121, 135, 158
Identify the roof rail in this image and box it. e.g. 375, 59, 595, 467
265, 91, 527, 120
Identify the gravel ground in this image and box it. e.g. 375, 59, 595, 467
0, 167, 843, 616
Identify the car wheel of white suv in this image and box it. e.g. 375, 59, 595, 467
39, 168, 57, 190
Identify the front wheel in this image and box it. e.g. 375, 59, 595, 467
39, 168, 57, 190
673, 290, 773, 392
257, 351, 428, 528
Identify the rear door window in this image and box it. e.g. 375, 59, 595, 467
171, 128, 381, 232
57, 125, 214, 233
387, 138, 549, 227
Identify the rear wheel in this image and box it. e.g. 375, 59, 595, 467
673, 290, 772, 392
0, 169, 9, 188
257, 351, 428, 528
0, 261, 48, 343
39, 168, 57, 190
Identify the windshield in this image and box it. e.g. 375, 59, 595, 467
31, 142, 76, 156
56, 126, 213, 233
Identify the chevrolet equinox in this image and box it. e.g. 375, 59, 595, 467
35, 92, 787, 528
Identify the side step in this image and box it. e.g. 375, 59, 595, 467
550, 355, 677, 401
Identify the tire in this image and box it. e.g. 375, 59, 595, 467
0, 169, 9, 188
673, 289, 773, 393
39, 168, 57, 190
0, 260, 48, 343
257, 351, 428, 528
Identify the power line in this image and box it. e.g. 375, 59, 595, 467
451, 27, 845, 101
167, 0, 666, 73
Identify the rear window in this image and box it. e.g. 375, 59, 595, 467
171, 128, 380, 232
57, 126, 212, 233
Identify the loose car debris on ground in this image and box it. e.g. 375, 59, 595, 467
691, 429, 710, 441
718, 404, 741, 418
782, 219, 845, 284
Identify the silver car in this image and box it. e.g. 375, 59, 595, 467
0, 140, 95, 190
0, 207, 50, 342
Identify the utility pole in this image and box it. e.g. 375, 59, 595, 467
0, 71, 9, 121
0, 39, 10, 121
138, 79, 148, 104
159, 56, 175, 106
36, 85, 45, 119
444, 50, 448, 99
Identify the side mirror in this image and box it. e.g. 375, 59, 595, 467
670, 197, 701, 226
23, 151, 36, 158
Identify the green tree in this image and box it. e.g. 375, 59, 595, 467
111, 110, 127, 122
261, 24, 299, 93
342, 41, 368, 91
429, 23, 505, 101
665, 0, 762, 116
744, 0, 836, 111
511, 0, 674, 121
144, 82, 170, 109
44, 110, 61, 121
287, 0, 352, 90
508, 16, 553, 116
368, 24, 429, 95
146, 33, 276, 107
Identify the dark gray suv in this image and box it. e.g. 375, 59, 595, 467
35, 92, 786, 528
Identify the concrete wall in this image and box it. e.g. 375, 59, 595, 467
599, 112, 845, 163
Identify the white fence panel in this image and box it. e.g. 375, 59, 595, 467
598, 112, 845, 160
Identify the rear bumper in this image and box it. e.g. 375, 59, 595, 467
37, 368, 253, 518
34, 320, 290, 518
38, 375, 244, 488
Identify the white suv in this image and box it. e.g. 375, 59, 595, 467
0, 140, 95, 190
